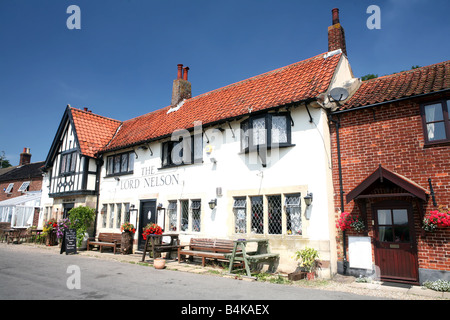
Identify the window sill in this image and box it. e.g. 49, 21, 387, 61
239, 143, 296, 154
105, 171, 134, 178
158, 161, 203, 170
423, 140, 450, 148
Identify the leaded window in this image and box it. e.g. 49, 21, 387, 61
251, 196, 264, 234
168, 201, 177, 231
268, 195, 282, 234
180, 200, 189, 232
233, 197, 247, 234
286, 194, 302, 235
191, 200, 201, 232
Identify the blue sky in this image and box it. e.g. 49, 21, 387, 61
1, 0, 449, 165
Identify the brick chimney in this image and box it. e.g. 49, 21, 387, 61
19, 147, 31, 166
171, 64, 192, 107
328, 8, 347, 56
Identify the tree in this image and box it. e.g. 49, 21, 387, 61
0, 151, 12, 168
361, 74, 378, 81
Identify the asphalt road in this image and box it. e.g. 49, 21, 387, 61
0, 244, 382, 313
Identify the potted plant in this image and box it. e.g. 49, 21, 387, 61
67, 206, 95, 249
423, 206, 450, 232
43, 218, 58, 246
120, 222, 136, 254
294, 247, 319, 280
56, 218, 71, 243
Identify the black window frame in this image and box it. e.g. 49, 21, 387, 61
420, 99, 450, 145
240, 112, 293, 153
161, 134, 203, 168
59, 151, 77, 175
106, 151, 134, 176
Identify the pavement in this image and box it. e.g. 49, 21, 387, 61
2, 242, 449, 300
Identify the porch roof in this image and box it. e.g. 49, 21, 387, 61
346, 165, 429, 203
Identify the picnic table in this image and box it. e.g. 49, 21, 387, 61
225, 239, 279, 279
141, 233, 184, 262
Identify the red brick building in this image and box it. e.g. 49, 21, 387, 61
329, 60, 450, 284
0, 148, 44, 227
0, 148, 43, 202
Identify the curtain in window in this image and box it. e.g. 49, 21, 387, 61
286, 194, 302, 235
425, 103, 446, 141
252, 118, 266, 146
271, 115, 288, 144
233, 198, 246, 233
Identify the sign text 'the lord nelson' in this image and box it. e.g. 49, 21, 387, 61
120, 166, 180, 190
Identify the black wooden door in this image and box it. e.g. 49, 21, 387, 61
373, 200, 419, 284
138, 200, 157, 251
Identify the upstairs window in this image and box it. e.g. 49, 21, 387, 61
60, 151, 77, 175
161, 134, 203, 168
241, 112, 292, 152
18, 181, 30, 193
107, 151, 134, 176
4, 183, 13, 193
421, 100, 450, 144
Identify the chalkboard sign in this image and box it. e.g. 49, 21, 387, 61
60, 229, 77, 255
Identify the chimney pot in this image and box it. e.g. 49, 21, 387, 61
177, 64, 183, 80
171, 64, 192, 107
332, 8, 340, 25
183, 67, 189, 81
19, 148, 31, 166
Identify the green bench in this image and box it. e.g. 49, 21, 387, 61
225, 239, 279, 279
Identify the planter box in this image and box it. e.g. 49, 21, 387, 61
288, 271, 307, 281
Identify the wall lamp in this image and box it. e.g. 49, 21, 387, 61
208, 199, 217, 210
304, 192, 313, 206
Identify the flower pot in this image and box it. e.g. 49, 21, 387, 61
121, 231, 134, 254
306, 272, 315, 280
46, 231, 57, 246
154, 258, 166, 269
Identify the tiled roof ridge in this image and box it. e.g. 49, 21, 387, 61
70, 106, 122, 124
186, 52, 330, 103
361, 59, 450, 82
338, 59, 449, 111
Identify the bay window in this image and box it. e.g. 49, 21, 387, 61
241, 112, 292, 152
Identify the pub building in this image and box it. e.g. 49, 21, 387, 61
40, 9, 359, 277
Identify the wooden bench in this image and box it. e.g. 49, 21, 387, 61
87, 233, 122, 254
178, 238, 241, 267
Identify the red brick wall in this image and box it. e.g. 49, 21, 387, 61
330, 97, 450, 272
0, 178, 42, 202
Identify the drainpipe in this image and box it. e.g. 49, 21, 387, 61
93, 156, 104, 237
329, 113, 348, 275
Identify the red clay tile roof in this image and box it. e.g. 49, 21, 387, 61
339, 60, 450, 111
103, 52, 342, 152
70, 108, 122, 158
